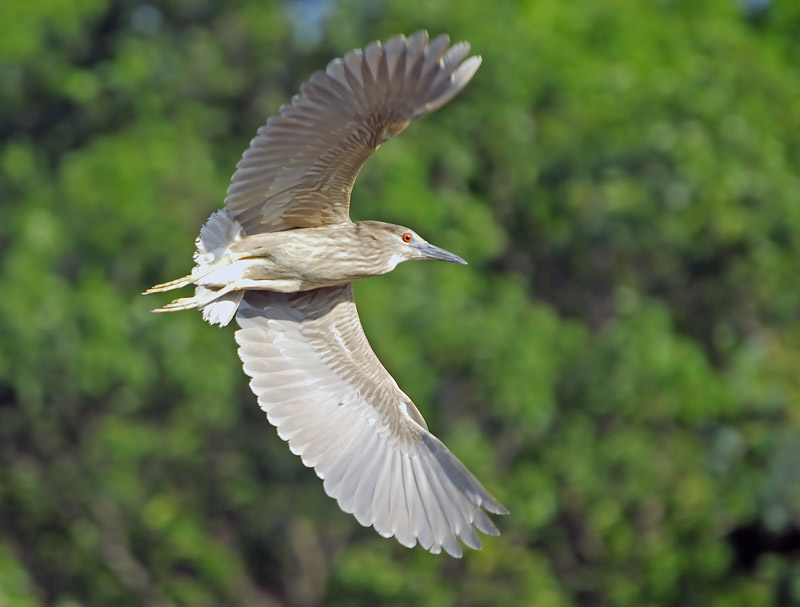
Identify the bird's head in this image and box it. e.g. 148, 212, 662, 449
356, 221, 467, 271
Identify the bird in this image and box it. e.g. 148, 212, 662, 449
145, 31, 507, 557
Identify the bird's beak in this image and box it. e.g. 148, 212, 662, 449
413, 242, 468, 265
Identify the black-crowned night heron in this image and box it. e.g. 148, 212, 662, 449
145, 32, 507, 557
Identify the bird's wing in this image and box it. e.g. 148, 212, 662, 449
235, 285, 507, 556
225, 31, 482, 234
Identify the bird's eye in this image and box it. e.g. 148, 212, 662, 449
402, 233, 413, 243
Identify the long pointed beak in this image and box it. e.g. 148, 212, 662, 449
413, 242, 468, 265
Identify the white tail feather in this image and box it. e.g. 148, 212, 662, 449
193, 211, 246, 327
200, 288, 244, 327
195, 210, 244, 265
147, 210, 247, 327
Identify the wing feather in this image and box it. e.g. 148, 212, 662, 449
386, 451, 414, 547
405, 454, 439, 552
234, 285, 506, 555
351, 436, 385, 525
365, 443, 393, 534
410, 455, 448, 553
224, 32, 482, 233
337, 429, 381, 513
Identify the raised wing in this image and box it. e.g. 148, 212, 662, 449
235, 285, 506, 556
225, 32, 482, 234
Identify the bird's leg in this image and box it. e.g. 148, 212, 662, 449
152, 282, 240, 313
143, 254, 239, 295
152, 278, 305, 314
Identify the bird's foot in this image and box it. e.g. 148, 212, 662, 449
143, 274, 195, 295
152, 296, 202, 313
151, 282, 242, 314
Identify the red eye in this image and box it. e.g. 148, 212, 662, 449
402, 233, 413, 243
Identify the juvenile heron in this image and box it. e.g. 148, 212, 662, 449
145, 32, 507, 557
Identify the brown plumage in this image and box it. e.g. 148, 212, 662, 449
145, 31, 506, 557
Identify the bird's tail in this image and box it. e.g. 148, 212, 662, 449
144, 210, 246, 327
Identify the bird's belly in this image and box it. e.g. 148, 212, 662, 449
197, 258, 277, 286
287, 257, 381, 287
196, 256, 356, 293
265, 246, 384, 285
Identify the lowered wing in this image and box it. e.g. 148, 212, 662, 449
235, 285, 506, 556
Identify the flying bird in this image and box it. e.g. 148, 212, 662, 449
145, 31, 507, 557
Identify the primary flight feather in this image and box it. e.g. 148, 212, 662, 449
145, 31, 506, 557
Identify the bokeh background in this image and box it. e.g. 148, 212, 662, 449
2, 0, 800, 605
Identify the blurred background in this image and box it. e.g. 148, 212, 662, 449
2, 0, 800, 605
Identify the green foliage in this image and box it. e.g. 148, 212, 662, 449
2, 0, 800, 605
